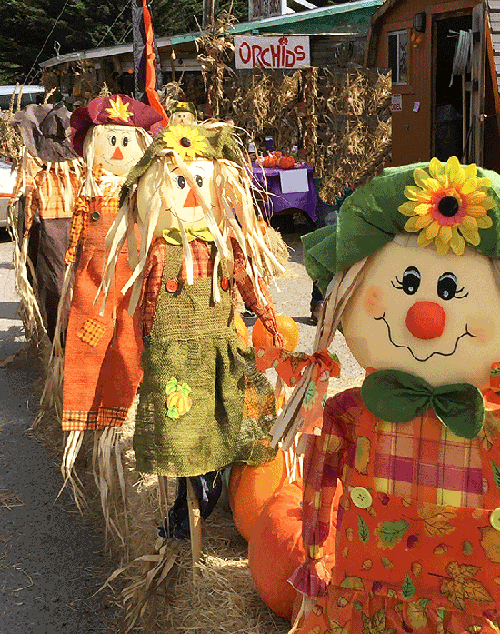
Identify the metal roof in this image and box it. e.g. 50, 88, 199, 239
40, 0, 381, 69
0, 85, 44, 95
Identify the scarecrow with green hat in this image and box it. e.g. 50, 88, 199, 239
168, 100, 198, 126
267, 157, 500, 633
100, 121, 285, 539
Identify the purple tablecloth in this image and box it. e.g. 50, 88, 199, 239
252, 163, 317, 223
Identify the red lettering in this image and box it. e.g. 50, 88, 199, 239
252, 45, 264, 68
295, 45, 305, 62
281, 44, 286, 67
239, 41, 251, 65
285, 48, 296, 67
270, 44, 281, 67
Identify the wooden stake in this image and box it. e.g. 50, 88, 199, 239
186, 478, 202, 580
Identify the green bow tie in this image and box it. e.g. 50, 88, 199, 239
361, 369, 484, 439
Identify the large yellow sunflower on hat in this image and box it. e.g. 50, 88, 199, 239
162, 125, 207, 160
398, 156, 495, 255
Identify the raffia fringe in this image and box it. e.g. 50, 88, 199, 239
287, 595, 316, 634
92, 427, 129, 550
100, 540, 180, 634
8, 202, 46, 342
59, 430, 86, 512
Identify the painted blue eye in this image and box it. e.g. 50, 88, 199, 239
176, 175, 186, 189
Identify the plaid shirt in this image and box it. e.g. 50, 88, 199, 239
291, 380, 500, 598
24, 164, 82, 234
141, 236, 279, 337
64, 165, 123, 264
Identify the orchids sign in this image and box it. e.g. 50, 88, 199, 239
234, 35, 310, 69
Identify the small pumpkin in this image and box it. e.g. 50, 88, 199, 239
273, 151, 282, 159
165, 377, 192, 419
277, 155, 295, 169
228, 448, 288, 541
252, 313, 299, 351
233, 311, 249, 346
248, 481, 341, 620
262, 154, 278, 168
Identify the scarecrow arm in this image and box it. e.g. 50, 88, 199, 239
231, 239, 284, 346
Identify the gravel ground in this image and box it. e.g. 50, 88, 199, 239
0, 234, 115, 634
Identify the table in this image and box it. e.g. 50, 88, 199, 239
251, 163, 317, 224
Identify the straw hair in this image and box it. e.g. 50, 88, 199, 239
99, 126, 285, 316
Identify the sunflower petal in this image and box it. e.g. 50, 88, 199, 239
417, 230, 433, 247
460, 215, 477, 229
467, 204, 489, 218
438, 225, 453, 243
404, 216, 420, 232
481, 195, 496, 210
459, 225, 480, 246
429, 157, 445, 180
404, 185, 425, 201
424, 220, 440, 238
476, 215, 493, 229
435, 235, 451, 255
450, 228, 466, 254
445, 156, 465, 187
414, 202, 432, 216
398, 201, 418, 216
464, 163, 478, 180
414, 215, 433, 230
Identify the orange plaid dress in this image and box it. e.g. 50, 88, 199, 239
295, 378, 500, 634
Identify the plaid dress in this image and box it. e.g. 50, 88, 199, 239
295, 383, 500, 634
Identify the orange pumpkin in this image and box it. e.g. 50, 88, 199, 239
228, 448, 288, 541
262, 154, 278, 168
277, 155, 295, 169
273, 151, 282, 158
233, 311, 249, 346
248, 481, 341, 620
166, 389, 192, 416
252, 313, 299, 352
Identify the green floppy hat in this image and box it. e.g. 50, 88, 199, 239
303, 158, 500, 295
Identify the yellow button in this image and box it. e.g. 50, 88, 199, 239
351, 487, 372, 509
489, 508, 500, 531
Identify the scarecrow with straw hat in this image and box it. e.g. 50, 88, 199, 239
59, 95, 163, 508
265, 157, 500, 633
99, 121, 285, 542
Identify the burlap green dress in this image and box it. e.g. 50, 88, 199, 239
134, 240, 276, 477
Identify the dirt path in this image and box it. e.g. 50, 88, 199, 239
0, 236, 114, 634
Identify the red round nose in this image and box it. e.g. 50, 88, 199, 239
405, 302, 446, 340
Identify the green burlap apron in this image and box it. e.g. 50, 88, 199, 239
134, 242, 276, 476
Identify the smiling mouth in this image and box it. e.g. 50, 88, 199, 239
374, 313, 474, 362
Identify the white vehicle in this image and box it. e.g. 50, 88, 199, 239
0, 160, 17, 229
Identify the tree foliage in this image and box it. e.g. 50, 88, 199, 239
0, 0, 248, 85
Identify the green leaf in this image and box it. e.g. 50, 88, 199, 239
402, 573, 415, 599
491, 460, 500, 488
304, 381, 317, 404
180, 382, 192, 396
357, 514, 370, 544
165, 377, 178, 395
166, 405, 179, 420
353, 600, 362, 610
436, 607, 446, 622
381, 557, 393, 569
463, 540, 473, 556
376, 520, 409, 548
419, 598, 430, 608
340, 576, 365, 591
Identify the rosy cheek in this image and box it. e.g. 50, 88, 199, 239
467, 315, 496, 345
363, 286, 386, 319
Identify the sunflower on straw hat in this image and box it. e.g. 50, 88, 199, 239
302, 156, 500, 295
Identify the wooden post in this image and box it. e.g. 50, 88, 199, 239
202, 0, 215, 29
186, 478, 202, 580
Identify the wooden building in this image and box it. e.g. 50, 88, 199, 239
365, 0, 500, 170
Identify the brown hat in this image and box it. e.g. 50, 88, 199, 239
70, 94, 163, 156
12, 103, 78, 162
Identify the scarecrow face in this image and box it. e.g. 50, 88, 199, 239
342, 238, 500, 388
91, 124, 145, 176
170, 111, 196, 126
137, 158, 218, 236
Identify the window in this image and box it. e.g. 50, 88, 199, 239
388, 30, 408, 85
